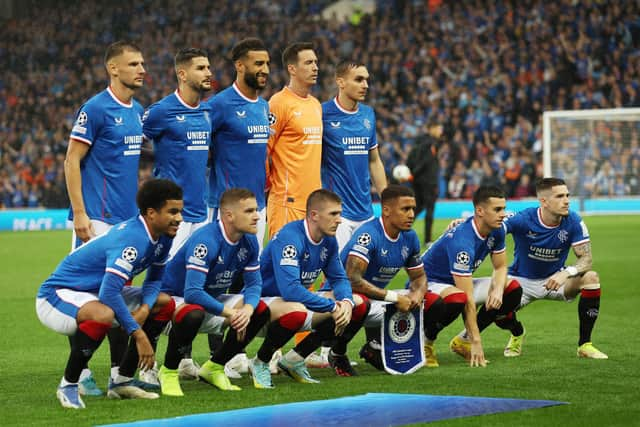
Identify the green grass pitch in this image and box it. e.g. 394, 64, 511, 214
1, 216, 639, 426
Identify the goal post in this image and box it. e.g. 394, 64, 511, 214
543, 108, 640, 210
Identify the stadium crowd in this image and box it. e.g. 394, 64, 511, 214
2, 0, 640, 209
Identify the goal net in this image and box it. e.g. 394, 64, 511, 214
543, 108, 640, 199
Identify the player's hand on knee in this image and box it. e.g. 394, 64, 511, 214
395, 295, 412, 312
132, 329, 155, 370
332, 301, 351, 335
545, 271, 568, 290
486, 289, 503, 310
230, 308, 251, 333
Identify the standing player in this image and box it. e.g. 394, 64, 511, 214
423, 186, 522, 367
157, 189, 270, 396
36, 179, 183, 409
143, 47, 212, 256
142, 48, 212, 380
257, 189, 371, 382
63, 40, 146, 395
492, 178, 607, 359
207, 37, 270, 250
266, 42, 323, 238
321, 59, 387, 251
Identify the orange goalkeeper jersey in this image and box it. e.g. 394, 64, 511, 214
267, 86, 323, 211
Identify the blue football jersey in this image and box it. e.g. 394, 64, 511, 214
341, 217, 423, 289
505, 207, 590, 279
143, 91, 211, 222
260, 220, 353, 312
207, 83, 270, 209
321, 98, 378, 221
68, 87, 144, 224
38, 216, 172, 334
423, 216, 506, 285
160, 221, 261, 314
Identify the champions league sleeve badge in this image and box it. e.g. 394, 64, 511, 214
381, 302, 425, 374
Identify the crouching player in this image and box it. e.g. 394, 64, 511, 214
36, 179, 183, 409
425, 186, 522, 367
495, 178, 607, 359
249, 190, 371, 386
156, 189, 271, 396
335, 185, 445, 371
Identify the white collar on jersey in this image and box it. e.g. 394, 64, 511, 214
304, 219, 323, 246
333, 96, 359, 115
379, 217, 400, 242
232, 82, 259, 103
218, 220, 239, 246
138, 215, 158, 244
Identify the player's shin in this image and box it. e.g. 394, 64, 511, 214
64, 321, 111, 383
164, 305, 205, 370
578, 286, 601, 345
211, 302, 270, 365
118, 302, 175, 378
294, 317, 336, 358
256, 311, 306, 363
424, 293, 466, 340
332, 297, 370, 355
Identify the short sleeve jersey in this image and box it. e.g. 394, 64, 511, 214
422, 216, 506, 285
68, 87, 144, 224
207, 83, 270, 209
505, 207, 590, 279
321, 98, 378, 221
340, 217, 422, 289
143, 90, 211, 222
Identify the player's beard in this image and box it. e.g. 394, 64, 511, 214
244, 72, 266, 91
187, 80, 210, 95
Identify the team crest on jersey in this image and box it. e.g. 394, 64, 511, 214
363, 118, 371, 130
121, 247, 138, 262
76, 111, 88, 126
193, 244, 208, 259
154, 243, 164, 258
330, 121, 341, 128
558, 230, 569, 243
387, 310, 416, 344
320, 247, 328, 262
269, 112, 277, 126
237, 247, 248, 262
487, 236, 495, 249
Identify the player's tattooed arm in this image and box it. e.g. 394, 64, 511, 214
345, 255, 387, 301
572, 242, 593, 274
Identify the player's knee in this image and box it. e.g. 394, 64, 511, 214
352, 294, 370, 321
582, 271, 600, 286
423, 291, 441, 312
90, 303, 115, 324
153, 296, 176, 322
505, 279, 521, 294
175, 303, 205, 324
443, 291, 467, 305
277, 310, 307, 331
